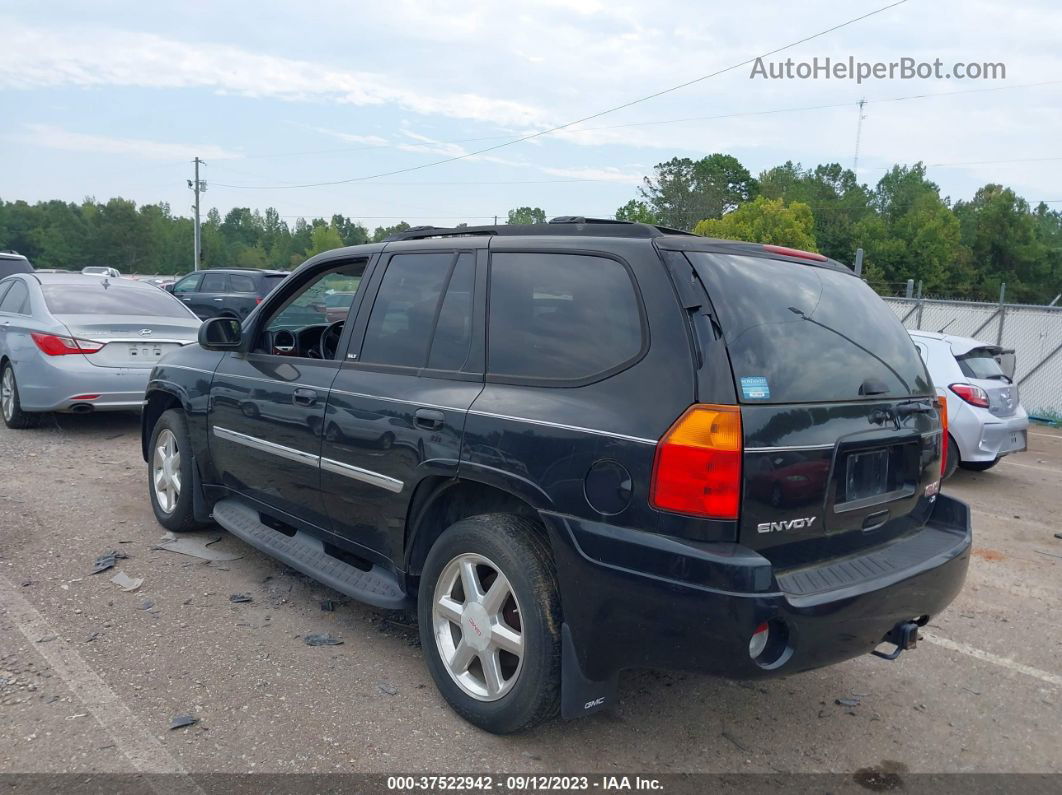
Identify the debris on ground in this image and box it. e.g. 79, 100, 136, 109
36, 635, 57, 644
153, 533, 242, 562
139, 600, 155, 611
1054, 532, 1062, 540
85, 632, 99, 643
303, 633, 343, 646
90, 550, 128, 574
377, 682, 398, 696
1035, 549, 1062, 559
229, 593, 253, 603
168, 714, 198, 730
110, 571, 143, 592
320, 600, 335, 612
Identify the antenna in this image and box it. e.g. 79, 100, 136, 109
853, 98, 867, 174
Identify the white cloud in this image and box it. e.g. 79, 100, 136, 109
292, 124, 390, 147
540, 165, 643, 184
8, 124, 241, 161
2, 21, 548, 129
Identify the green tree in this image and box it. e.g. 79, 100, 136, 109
853, 165, 966, 294
331, 214, 369, 246
954, 185, 1051, 302
758, 161, 872, 263
639, 154, 757, 231
614, 199, 658, 224
693, 196, 817, 250
371, 222, 410, 243
304, 224, 344, 258
506, 206, 547, 225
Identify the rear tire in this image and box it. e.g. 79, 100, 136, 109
943, 435, 960, 479
960, 457, 1000, 472
418, 514, 561, 734
147, 409, 203, 531
1, 363, 40, 430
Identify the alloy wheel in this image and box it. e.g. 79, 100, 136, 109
152, 428, 181, 514
1, 368, 14, 422
432, 552, 524, 701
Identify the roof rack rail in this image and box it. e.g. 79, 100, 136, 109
383, 218, 698, 242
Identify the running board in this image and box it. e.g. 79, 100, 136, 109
212, 498, 411, 610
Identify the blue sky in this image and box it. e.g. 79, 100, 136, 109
3, 0, 1061, 227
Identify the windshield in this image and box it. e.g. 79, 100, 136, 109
687, 252, 932, 403
43, 284, 194, 318
957, 348, 1008, 380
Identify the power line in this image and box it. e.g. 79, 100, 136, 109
223, 78, 1062, 167
210, 78, 1062, 191
207, 0, 910, 190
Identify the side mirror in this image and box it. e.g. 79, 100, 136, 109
164, 283, 175, 293
198, 317, 243, 350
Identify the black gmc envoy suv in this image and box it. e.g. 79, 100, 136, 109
141, 218, 971, 734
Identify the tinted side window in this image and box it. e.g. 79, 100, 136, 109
0, 281, 29, 314
427, 253, 475, 371
488, 252, 643, 381
173, 274, 201, 293
359, 253, 454, 368
229, 274, 256, 292
200, 273, 228, 292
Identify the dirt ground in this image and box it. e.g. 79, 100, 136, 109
0, 413, 1059, 780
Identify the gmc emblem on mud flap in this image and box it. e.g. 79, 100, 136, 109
584, 697, 606, 710
757, 516, 817, 534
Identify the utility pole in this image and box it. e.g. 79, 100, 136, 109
852, 98, 867, 175
187, 158, 206, 271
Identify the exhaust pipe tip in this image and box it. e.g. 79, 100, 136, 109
69, 403, 95, 414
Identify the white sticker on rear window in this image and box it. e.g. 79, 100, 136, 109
741, 376, 770, 400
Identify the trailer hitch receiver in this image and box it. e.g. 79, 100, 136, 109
871, 620, 921, 661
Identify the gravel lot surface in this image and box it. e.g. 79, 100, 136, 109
1, 414, 1059, 780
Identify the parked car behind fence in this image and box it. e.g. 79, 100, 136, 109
910, 331, 1029, 477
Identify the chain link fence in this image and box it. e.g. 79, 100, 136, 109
883, 295, 1062, 417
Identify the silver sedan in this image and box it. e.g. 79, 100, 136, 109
0, 273, 201, 428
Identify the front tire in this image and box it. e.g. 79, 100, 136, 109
148, 409, 202, 531
1, 363, 40, 430
418, 514, 561, 734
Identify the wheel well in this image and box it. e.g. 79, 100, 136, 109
141, 391, 182, 460
405, 478, 541, 577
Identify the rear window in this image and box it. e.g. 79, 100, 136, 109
0, 256, 33, 276
687, 252, 931, 403
488, 252, 643, 382
42, 285, 193, 318
957, 348, 1008, 380
262, 274, 287, 293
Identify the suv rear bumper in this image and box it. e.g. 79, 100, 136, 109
541, 494, 970, 684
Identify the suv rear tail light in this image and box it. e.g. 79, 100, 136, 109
30, 332, 104, 356
949, 383, 989, 408
650, 404, 742, 519
937, 395, 949, 477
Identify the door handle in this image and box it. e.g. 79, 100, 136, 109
213, 297, 224, 302
292, 388, 318, 406
415, 408, 445, 430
